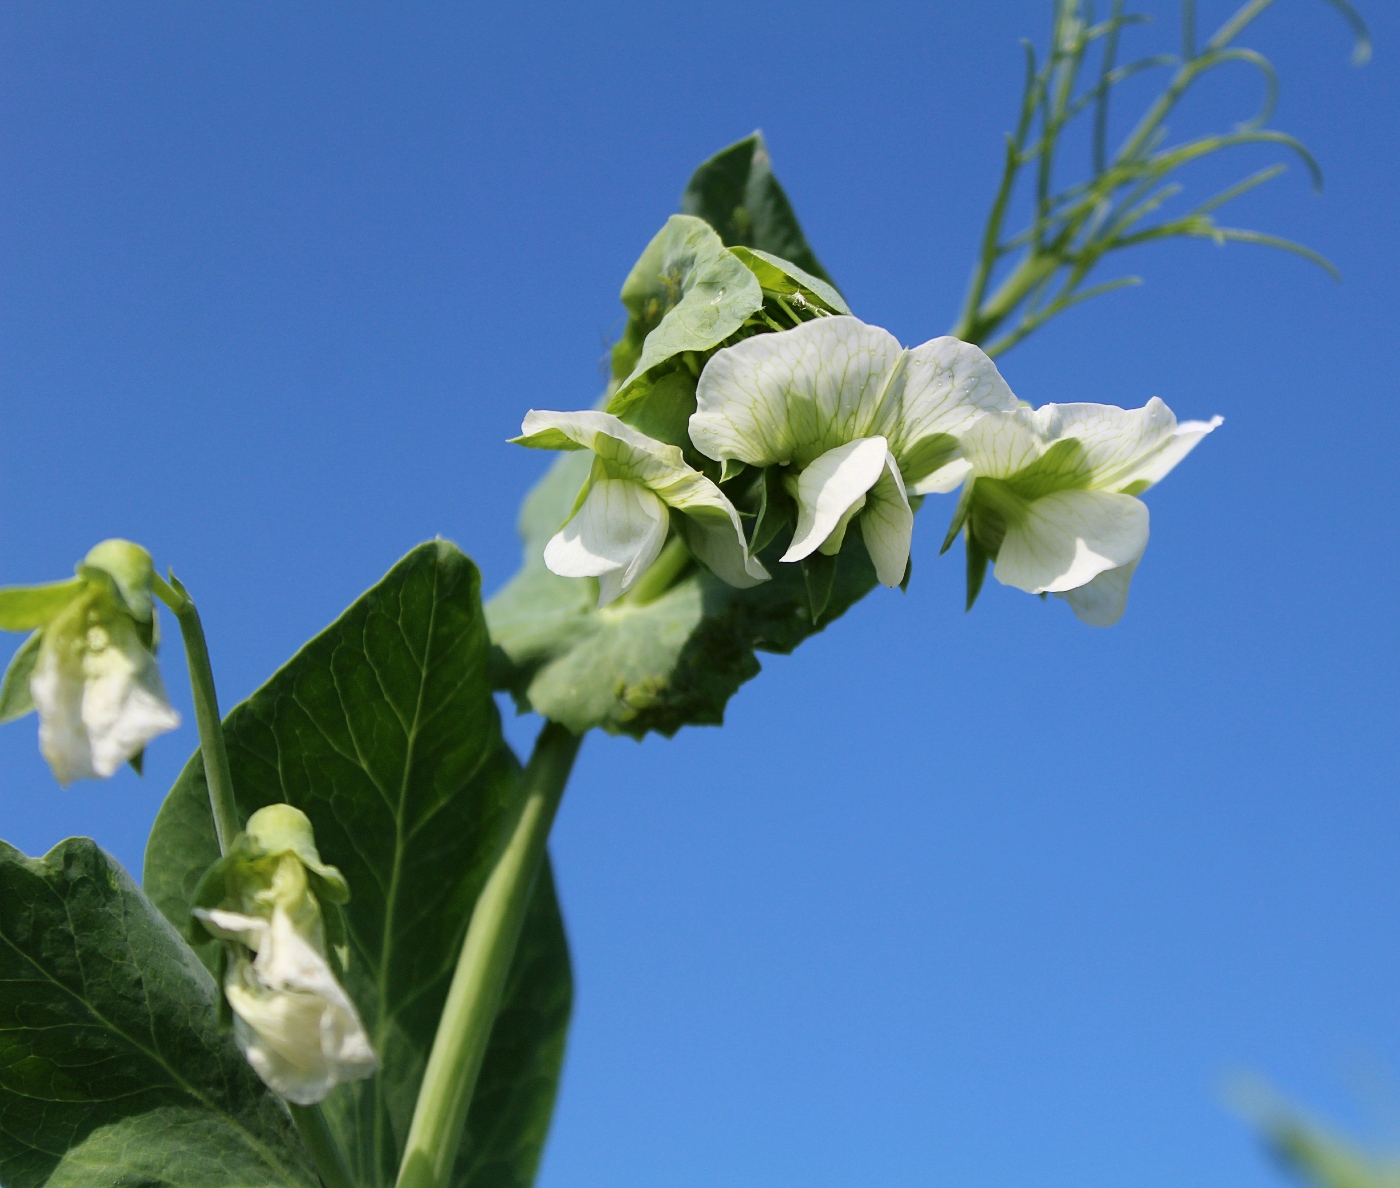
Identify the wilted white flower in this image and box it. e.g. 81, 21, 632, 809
512, 409, 767, 606
947, 398, 1222, 625
689, 315, 1017, 587
0, 539, 178, 785
193, 804, 377, 1105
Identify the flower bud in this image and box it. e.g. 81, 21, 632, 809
0, 540, 179, 784
192, 805, 377, 1105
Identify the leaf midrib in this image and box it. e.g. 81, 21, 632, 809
372, 557, 442, 1183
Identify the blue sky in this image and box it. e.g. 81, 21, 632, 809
1, 2, 1397, 1185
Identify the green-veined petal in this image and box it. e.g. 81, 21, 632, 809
1056, 559, 1139, 627
783, 437, 892, 563
691, 317, 903, 468
858, 453, 915, 588
994, 489, 1149, 595
543, 479, 670, 608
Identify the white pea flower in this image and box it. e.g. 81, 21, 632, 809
512, 409, 767, 607
948, 398, 1222, 625
193, 805, 377, 1105
0, 539, 179, 785
689, 315, 1017, 587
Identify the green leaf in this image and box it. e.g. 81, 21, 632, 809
0, 629, 41, 723
143, 540, 571, 1188
0, 578, 83, 632
0, 836, 319, 1188
680, 131, 837, 287
727, 246, 850, 315
487, 453, 877, 738
607, 214, 762, 418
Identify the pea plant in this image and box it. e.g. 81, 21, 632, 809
0, 3, 1367, 1186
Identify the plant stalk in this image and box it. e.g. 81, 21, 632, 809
289, 1103, 357, 1188
396, 720, 582, 1188
153, 574, 241, 858
155, 573, 353, 1188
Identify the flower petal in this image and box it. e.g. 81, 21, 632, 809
543, 479, 670, 607
958, 407, 1047, 480
691, 316, 904, 467
1055, 559, 1139, 626
514, 409, 690, 488
859, 451, 914, 587
31, 607, 180, 785
911, 455, 973, 496
1113, 414, 1223, 494
226, 908, 377, 1105
994, 489, 1149, 594
658, 471, 768, 588
890, 336, 1018, 483
782, 437, 890, 564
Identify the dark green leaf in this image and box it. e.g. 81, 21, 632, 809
801, 552, 838, 624
0, 836, 318, 1188
487, 454, 877, 738
144, 541, 571, 1188
680, 131, 836, 287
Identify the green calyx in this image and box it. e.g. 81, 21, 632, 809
190, 803, 350, 947
80, 539, 157, 623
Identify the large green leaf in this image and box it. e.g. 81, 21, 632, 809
0, 836, 319, 1188
680, 131, 836, 286
487, 451, 878, 737
144, 541, 571, 1188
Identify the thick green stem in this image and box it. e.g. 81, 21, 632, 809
289, 1104, 357, 1188
396, 721, 582, 1188
153, 574, 241, 854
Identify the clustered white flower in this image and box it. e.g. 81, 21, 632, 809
517, 313, 1219, 626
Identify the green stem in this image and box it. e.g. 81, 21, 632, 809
618, 535, 692, 608
153, 573, 241, 857
395, 721, 582, 1188
289, 1103, 357, 1188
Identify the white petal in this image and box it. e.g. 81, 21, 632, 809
888, 337, 1018, 480
30, 638, 94, 785
858, 452, 914, 587
658, 471, 768, 588
1056, 559, 1139, 626
225, 906, 377, 1106
994, 489, 1149, 594
542, 479, 670, 607
1032, 398, 1181, 490
1113, 414, 1223, 493
691, 316, 904, 467
31, 612, 179, 785
958, 407, 1047, 479
782, 437, 890, 563
193, 908, 269, 950
515, 409, 691, 488
911, 455, 973, 496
